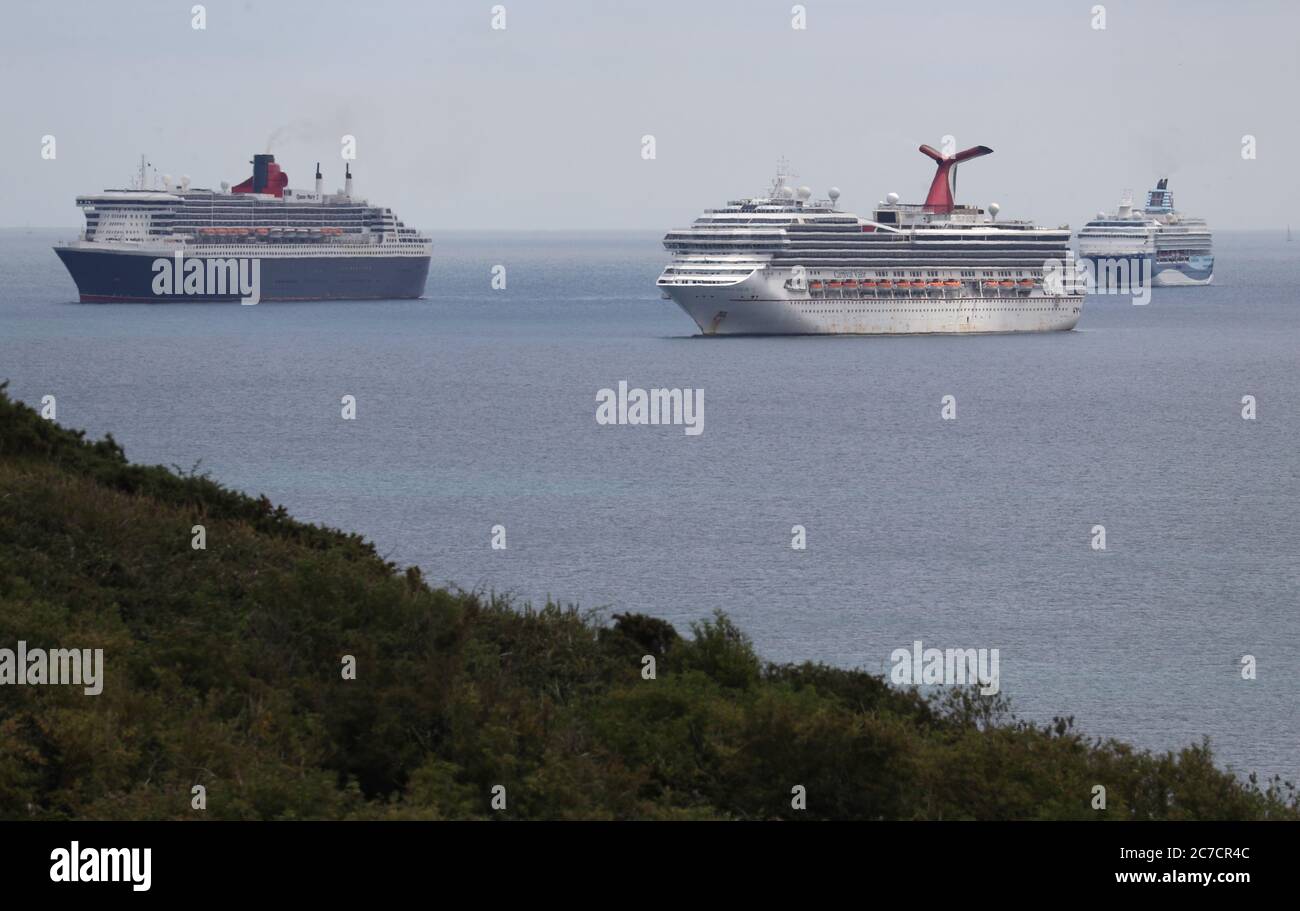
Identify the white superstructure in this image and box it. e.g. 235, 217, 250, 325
657, 145, 1084, 336
1078, 179, 1213, 287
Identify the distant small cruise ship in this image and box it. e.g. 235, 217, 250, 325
1077, 180, 1213, 287
54, 153, 431, 302
657, 144, 1083, 336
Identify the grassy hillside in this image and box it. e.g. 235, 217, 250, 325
0, 384, 1294, 820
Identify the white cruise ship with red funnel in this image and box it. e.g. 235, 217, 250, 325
657, 144, 1083, 335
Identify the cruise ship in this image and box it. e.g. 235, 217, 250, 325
54, 154, 432, 302
656, 144, 1083, 336
1077, 180, 1213, 287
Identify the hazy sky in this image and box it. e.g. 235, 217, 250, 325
2, 0, 1297, 230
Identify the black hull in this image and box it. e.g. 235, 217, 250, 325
53, 246, 431, 302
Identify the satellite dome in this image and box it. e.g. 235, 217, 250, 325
828, 187, 841, 202
162, 174, 173, 188
796, 185, 812, 200
989, 202, 1001, 216
886, 192, 900, 205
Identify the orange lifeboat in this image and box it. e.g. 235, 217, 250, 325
999, 280, 1015, 287
1018, 279, 1035, 286
944, 280, 961, 287
809, 281, 823, 290
843, 280, 858, 289
863, 281, 877, 288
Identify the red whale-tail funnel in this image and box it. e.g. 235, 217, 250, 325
918, 144, 992, 214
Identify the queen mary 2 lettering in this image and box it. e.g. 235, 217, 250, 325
657, 143, 1084, 335
53, 154, 431, 302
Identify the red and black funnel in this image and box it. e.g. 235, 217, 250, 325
918, 144, 992, 214
232, 153, 289, 198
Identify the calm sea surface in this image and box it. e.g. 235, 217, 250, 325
2, 228, 1297, 783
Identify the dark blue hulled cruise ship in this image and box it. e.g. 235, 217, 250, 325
54, 154, 431, 303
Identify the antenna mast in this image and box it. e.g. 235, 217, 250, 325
767, 156, 798, 198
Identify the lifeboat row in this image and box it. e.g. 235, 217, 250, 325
808, 278, 1038, 291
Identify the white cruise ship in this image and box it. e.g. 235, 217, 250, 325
656, 144, 1083, 336
1077, 179, 1213, 287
